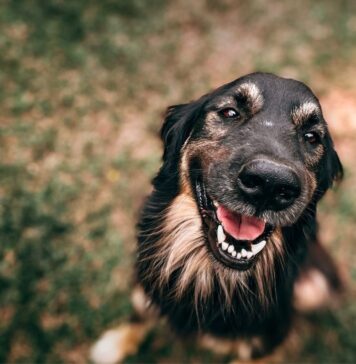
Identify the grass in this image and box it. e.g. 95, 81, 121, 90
0, 0, 355, 362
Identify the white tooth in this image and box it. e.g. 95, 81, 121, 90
228, 245, 234, 253
246, 251, 253, 259
237, 253, 242, 259
217, 225, 226, 243
232, 251, 237, 257
221, 242, 228, 251
241, 249, 247, 258
251, 240, 266, 254
213, 200, 219, 207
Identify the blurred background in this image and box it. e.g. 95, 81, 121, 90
0, 0, 355, 362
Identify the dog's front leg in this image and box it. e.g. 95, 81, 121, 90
90, 285, 157, 364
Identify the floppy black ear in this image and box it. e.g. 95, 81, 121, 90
318, 136, 343, 196
326, 147, 343, 185
159, 101, 202, 176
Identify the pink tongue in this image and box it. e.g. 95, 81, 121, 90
216, 205, 265, 241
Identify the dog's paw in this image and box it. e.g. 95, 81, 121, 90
90, 323, 148, 364
200, 334, 265, 360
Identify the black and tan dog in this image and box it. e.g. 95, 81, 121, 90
91, 73, 343, 362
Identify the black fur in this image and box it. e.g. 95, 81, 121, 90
136, 73, 342, 356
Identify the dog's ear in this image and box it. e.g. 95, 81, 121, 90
318, 135, 343, 196
159, 101, 202, 175
326, 146, 343, 185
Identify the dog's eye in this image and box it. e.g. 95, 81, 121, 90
220, 108, 239, 119
304, 131, 320, 145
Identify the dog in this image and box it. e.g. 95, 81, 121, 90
91, 72, 343, 363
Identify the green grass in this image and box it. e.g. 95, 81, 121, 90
0, 0, 355, 362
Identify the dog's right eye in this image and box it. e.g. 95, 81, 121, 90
220, 108, 239, 119
304, 131, 320, 145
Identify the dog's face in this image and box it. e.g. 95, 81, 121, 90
160, 73, 342, 273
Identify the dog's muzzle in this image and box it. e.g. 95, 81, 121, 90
192, 157, 303, 271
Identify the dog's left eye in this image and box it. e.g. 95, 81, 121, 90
220, 108, 239, 119
304, 131, 320, 145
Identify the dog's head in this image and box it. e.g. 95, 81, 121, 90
159, 73, 342, 272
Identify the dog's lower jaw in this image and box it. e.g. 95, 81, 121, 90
136, 191, 304, 355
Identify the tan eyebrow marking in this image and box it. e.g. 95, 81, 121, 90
235, 82, 264, 114
291, 101, 320, 126
213, 96, 236, 109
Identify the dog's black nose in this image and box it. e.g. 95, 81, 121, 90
237, 159, 301, 210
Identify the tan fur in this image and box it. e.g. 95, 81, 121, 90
90, 323, 152, 364
200, 334, 264, 359
144, 191, 285, 314
180, 138, 231, 194
235, 82, 264, 114
131, 285, 159, 319
204, 112, 232, 139
91, 287, 158, 364
195, 83, 263, 141
305, 144, 324, 166
291, 101, 320, 126
291, 102, 327, 165
181, 139, 230, 169
305, 170, 317, 200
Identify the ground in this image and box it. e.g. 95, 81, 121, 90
0, 0, 355, 362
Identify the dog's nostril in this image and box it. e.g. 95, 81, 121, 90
239, 173, 264, 190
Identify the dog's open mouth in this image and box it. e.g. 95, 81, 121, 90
195, 179, 273, 270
